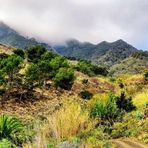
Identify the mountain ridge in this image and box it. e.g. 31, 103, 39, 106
54, 39, 138, 67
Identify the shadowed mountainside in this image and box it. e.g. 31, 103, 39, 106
0, 21, 54, 52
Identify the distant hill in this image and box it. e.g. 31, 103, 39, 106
0, 21, 54, 52
109, 51, 148, 75
54, 39, 138, 67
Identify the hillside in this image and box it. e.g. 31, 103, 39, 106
0, 44, 148, 147
54, 39, 138, 67
0, 43, 14, 54
0, 22, 54, 52
109, 51, 148, 75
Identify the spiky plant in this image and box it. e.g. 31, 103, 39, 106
0, 115, 23, 145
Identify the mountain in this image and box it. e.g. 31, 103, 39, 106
109, 51, 148, 75
0, 21, 54, 52
54, 39, 138, 67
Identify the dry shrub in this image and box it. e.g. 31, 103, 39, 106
47, 100, 93, 140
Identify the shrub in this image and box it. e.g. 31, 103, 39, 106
50, 56, 69, 77
111, 114, 141, 138
25, 63, 40, 89
91, 94, 122, 125
41, 51, 58, 61
13, 48, 25, 58
27, 45, 47, 63
79, 90, 93, 100
75, 60, 94, 76
0, 54, 23, 98
82, 79, 89, 85
54, 68, 75, 90
0, 53, 8, 60
75, 60, 108, 76
115, 92, 136, 112
93, 65, 108, 76
144, 71, 148, 80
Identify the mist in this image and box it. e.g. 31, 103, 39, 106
0, 0, 148, 49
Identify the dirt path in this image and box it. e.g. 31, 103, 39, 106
112, 140, 148, 148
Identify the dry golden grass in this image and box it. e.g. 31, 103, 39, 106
46, 100, 93, 140
133, 90, 148, 108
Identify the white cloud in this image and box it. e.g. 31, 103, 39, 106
0, 0, 148, 49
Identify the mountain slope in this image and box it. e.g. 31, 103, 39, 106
0, 43, 14, 54
54, 39, 138, 67
0, 22, 54, 52
109, 51, 148, 75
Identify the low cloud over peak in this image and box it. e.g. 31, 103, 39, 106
0, 0, 148, 50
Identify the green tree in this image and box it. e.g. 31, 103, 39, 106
76, 60, 108, 76
41, 51, 58, 61
93, 65, 108, 76
54, 68, 75, 90
50, 56, 69, 77
13, 48, 25, 59
25, 60, 52, 96
27, 45, 47, 63
76, 60, 94, 76
25, 63, 40, 90
0, 54, 23, 99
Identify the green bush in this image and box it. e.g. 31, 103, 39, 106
27, 45, 47, 63
75, 60, 108, 76
75, 60, 94, 76
54, 68, 75, 90
82, 79, 89, 85
41, 51, 58, 61
50, 56, 69, 77
13, 48, 25, 58
91, 94, 122, 125
93, 65, 108, 76
115, 92, 136, 112
144, 71, 148, 80
79, 90, 93, 100
0, 53, 8, 60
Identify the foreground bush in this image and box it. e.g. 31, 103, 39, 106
0, 115, 24, 146
91, 94, 122, 125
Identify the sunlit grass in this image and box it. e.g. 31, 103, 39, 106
47, 100, 93, 140
133, 90, 148, 108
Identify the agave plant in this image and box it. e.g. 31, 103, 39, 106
0, 115, 23, 145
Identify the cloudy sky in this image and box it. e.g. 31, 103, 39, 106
0, 0, 148, 50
